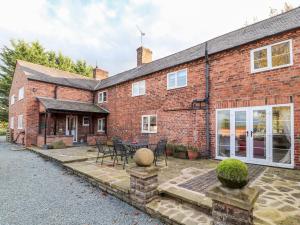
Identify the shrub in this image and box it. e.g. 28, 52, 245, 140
0, 121, 8, 136
173, 144, 187, 159
216, 159, 248, 189
51, 140, 66, 149
187, 145, 198, 152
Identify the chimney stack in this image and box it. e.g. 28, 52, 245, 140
137, 46, 152, 66
93, 67, 108, 80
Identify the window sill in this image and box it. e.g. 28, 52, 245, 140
167, 85, 187, 91
251, 63, 293, 74
82, 124, 90, 127
141, 131, 157, 134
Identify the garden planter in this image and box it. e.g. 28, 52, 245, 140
217, 176, 248, 189
166, 148, 173, 156
187, 151, 198, 160
174, 151, 187, 159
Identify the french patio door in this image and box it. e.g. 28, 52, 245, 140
216, 104, 293, 168
66, 115, 78, 142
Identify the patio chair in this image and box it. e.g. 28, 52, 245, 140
112, 139, 130, 169
150, 139, 168, 166
95, 140, 115, 165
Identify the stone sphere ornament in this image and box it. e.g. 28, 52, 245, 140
134, 148, 154, 167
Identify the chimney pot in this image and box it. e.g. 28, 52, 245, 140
137, 46, 152, 66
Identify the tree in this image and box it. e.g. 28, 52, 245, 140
0, 40, 94, 122
269, 2, 294, 17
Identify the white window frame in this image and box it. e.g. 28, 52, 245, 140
11, 95, 15, 105
18, 87, 24, 100
10, 117, 14, 129
97, 118, 105, 132
98, 91, 107, 103
82, 116, 90, 126
17, 115, 23, 129
132, 80, 146, 97
250, 39, 293, 73
141, 115, 157, 133
167, 68, 188, 90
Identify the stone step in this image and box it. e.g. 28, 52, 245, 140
158, 184, 212, 216
146, 197, 213, 225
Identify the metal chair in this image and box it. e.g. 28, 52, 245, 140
95, 140, 115, 165
112, 139, 130, 169
150, 139, 168, 166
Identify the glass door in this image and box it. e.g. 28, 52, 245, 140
234, 110, 248, 159
249, 108, 269, 164
66, 115, 78, 142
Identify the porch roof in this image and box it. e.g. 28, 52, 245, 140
37, 97, 109, 114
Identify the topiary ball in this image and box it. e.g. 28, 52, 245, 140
216, 159, 249, 189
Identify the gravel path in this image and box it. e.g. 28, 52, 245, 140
0, 142, 162, 225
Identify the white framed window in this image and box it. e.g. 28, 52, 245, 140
167, 69, 188, 90
17, 115, 23, 129
98, 91, 107, 103
97, 118, 105, 132
141, 115, 157, 133
132, 80, 146, 96
18, 87, 24, 100
251, 40, 293, 73
82, 116, 90, 126
10, 117, 14, 129
11, 95, 15, 105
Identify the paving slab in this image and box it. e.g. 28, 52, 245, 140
27, 146, 99, 163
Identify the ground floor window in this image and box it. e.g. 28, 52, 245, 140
97, 118, 105, 132
10, 117, 14, 129
216, 104, 293, 168
17, 115, 23, 129
82, 116, 90, 126
142, 115, 157, 133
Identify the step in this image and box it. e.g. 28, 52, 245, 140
146, 197, 213, 225
158, 185, 212, 216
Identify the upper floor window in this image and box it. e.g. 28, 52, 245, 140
18, 87, 24, 100
132, 80, 145, 96
98, 91, 107, 103
97, 118, 105, 132
251, 40, 293, 73
142, 115, 157, 133
10, 117, 14, 129
18, 115, 23, 129
82, 116, 90, 126
11, 95, 15, 105
167, 69, 187, 90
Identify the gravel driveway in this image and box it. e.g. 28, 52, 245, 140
0, 142, 162, 225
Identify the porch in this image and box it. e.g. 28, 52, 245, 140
37, 97, 109, 148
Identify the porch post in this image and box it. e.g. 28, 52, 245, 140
44, 110, 48, 148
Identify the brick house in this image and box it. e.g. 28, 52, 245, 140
9, 8, 300, 169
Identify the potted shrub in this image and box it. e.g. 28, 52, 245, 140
173, 144, 187, 159
216, 159, 249, 189
187, 146, 199, 160
166, 143, 174, 156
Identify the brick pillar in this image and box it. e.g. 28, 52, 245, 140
206, 185, 259, 225
127, 166, 159, 208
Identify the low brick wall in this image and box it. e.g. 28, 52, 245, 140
37, 135, 73, 147
87, 134, 107, 145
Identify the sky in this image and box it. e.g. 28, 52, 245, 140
0, 0, 299, 76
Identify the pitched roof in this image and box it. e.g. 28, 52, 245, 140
37, 97, 109, 114
95, 7, 300, 90
18, 60, 99, 91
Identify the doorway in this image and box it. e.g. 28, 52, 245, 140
216, 104, 294, 168
66, 115, 78, 142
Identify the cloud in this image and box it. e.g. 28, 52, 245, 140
0, 0, 299, 75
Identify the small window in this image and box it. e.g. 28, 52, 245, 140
18, 87, 24, 100
98, 91, 107, 103
251, 40, 292, 73
82, 116, 90, 126
142, 115, 157, 133
97, 118, 105, 132
10, 117, 14, 129
132, 80, 145, 96
18, 115, 23, 129
11, 95, 15, 105
167, 69, 187, 90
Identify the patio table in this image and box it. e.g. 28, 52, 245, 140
123, 141, 149, 157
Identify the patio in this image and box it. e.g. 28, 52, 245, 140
27, 145, 300, 225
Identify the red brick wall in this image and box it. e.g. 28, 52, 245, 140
96, 60, 207, 152
8, 65, 28, 145
208, 29, 300, 168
